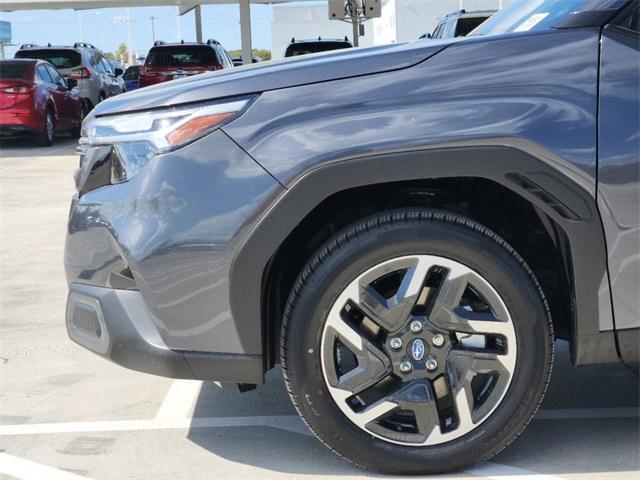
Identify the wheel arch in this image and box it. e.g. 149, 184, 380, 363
229, 143, 616, 374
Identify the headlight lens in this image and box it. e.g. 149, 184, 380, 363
82, 97, 254, 151
78, 96, 255, 186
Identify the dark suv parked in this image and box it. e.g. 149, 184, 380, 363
66, 0, 639, 474
421, 9, 496, 39
285, 36, 353, 57
139, 40, 234, 87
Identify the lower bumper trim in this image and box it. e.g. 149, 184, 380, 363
66, 283, 264, 383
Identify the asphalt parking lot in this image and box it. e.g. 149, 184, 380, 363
0, 138, 639, 480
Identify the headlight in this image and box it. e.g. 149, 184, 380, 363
83, 97, 254, 151
79, 96, 255, 185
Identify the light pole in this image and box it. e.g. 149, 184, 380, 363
94, 12, 100, 50
351, 16, 359, 47
194, 6, 202, 43
347, 0, 360, 47
239, 0, 252, 64
150, 16, 156, 42
78, 11, 84, 42
127, 8, 134, 65
176, 6, 182, 42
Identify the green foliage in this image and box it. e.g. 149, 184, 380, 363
228, 49, 271, 61
114, 42, 129, 63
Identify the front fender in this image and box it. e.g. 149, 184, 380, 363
229, 143, 614, 368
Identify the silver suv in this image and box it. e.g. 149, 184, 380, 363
421, 9, 496, 40
15, 42, 124, 110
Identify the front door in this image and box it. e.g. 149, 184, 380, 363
597, 5, 640, 361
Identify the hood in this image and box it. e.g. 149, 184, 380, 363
94, 40, 456, 116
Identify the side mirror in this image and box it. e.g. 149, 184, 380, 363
114, 68, 124, 77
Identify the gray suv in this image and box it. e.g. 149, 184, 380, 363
422, 9, 496, 39
65, 0, 639, 474
16, 42, 124, 109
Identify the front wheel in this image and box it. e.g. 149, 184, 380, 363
71, 103, 87, 138
281, 209, 553, 475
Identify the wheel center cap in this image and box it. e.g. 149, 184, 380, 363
410, 338, 427, 361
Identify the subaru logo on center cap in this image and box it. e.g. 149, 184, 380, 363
411, 339, 425, 361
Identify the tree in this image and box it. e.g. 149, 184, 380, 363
115, 42, 129, 64
228, 49, 271, 61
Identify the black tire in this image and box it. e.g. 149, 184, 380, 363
71, 103, 87, 138
35, 109, 54, 147
281, 209, 553, 475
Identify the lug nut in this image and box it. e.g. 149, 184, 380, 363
400, 361, 413, 373
409, 320, 423, 333
425, 357, 438, 371
389, 337, 403, 350
432, 333, 445, 347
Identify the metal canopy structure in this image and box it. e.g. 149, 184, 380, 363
0, 0, 292, 65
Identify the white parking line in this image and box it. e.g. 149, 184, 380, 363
0, 453, 559, 480
468, 462, 563, 480
0, 406, 634, 438
0, 415, 311, 437
0, 408, 634, 480
154, 380, 203, 421
0, 453, 91, 480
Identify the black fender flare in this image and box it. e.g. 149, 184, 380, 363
229, 142, 615, 368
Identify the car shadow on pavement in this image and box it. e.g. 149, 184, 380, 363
0, 136, 79, 158
187, 368, 362, 476
186, 341, 640, 477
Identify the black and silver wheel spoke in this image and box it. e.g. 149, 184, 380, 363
447, 348, 512, 424
323, 319, 392, 395
357, 258, 430, 332
429, 264, 513, 339
321, 255, 517, 446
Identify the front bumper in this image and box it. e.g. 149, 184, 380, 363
65, 129, 284, 381
66, 283, 263, 381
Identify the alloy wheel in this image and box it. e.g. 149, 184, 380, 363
320, 255, 517, 446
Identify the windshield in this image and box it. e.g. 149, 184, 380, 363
146, 46, 217, 68
123, 66, 140, 80
0, 62, 30, 80
285, 41, 351, 57
456, 15, 494, 36
471, 0, 628, 36
14, 49, 81, 69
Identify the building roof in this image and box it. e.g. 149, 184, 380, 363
1, 0, 294, 10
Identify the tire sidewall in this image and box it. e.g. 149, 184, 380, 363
283, 213, 552, 474
36, 109, 54, 146
46, 110, 54, 143
72, 104, 86, 138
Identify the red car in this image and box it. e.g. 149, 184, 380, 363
139, 40, 234, 88
0, 59, 85, 146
